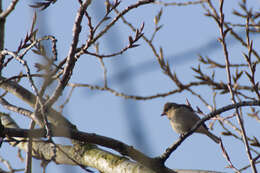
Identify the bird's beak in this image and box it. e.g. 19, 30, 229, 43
161, 112, 166, 116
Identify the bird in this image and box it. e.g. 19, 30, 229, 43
161, 102, 220, 143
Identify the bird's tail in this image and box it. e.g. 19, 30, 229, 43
205, 131, 221, 144
197, 126, 221, 143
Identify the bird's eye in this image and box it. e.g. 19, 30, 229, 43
165, 104, 172, 112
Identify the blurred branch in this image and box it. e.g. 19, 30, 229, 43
0, 154, 24, 173
30, 0, 58, 11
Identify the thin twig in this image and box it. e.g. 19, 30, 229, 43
90, 0, 154, 46
220, 140, 240, 172
243, 17, 260, 100
216, 0, 257, 172
92, 43, 107, 88
1, 50, 49, 133
45, 0, 91, 108
0, 98, 43, 126
59, 86, 75, 113
24, 121, 35, 173
154, 0, 206, 6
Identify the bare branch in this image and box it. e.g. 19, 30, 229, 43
45, 0, 91, 108
154, 0, 206, 6
0, 98, 43, 126
0, 0, 19, 19
213, 0, 257, 171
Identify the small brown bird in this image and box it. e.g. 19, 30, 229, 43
161, 102, 220, 143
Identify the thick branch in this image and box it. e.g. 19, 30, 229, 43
2, 121, 171, 172
1, 113, 158, 173
0, 76, 75, 129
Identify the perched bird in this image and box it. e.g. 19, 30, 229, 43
161, 102, 220, 143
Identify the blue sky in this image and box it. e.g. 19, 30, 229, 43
1, 0, 260, 172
